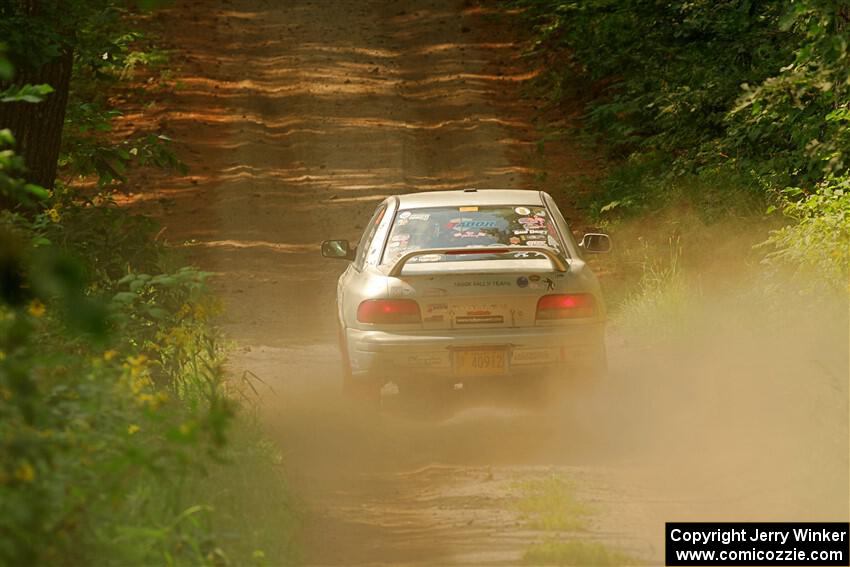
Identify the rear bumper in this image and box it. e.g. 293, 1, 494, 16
345, 323, 605, 382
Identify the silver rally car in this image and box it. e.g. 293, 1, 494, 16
322, 189, 611, 400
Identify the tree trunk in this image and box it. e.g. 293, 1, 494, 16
0, 0, 74, 191
0, 45, 74, 190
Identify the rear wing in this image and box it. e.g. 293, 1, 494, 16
387, 246, 568, 277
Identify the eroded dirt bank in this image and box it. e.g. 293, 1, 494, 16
124, 0, 849, 565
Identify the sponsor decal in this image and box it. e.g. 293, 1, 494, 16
454, 230, 487, 238
526, 240, 547, 247
423, 287, 447, 296
529, 275, 541, 282
518, 216, 546, 229
423, 315, 445, 323
455, 220, 497, 229
453, 281, 511, 287
427, 303, 448, 312
516, 276, 529, 288
515, 206, 531, 215
459, 206, 478, 212
408, 213, 430, 221
414, 254, 442, 263
544, 277, 555, 291
399, 211, 411, 219
509, 236, 521, 245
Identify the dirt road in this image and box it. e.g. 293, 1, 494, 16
125, 0, 848, 565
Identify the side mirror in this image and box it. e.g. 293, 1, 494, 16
321, 239, 355, 260
579, 233, 611, 253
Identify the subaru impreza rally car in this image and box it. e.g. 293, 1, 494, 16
322, 189, 611, 400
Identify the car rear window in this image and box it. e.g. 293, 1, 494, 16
381, 205, 564, 265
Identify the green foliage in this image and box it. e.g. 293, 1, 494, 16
761, 178, 850, 289
0, 178, 228, 565
511, 0, 850, 283
0, 84, 54, 104
514, 476, 634, 566
514, 476, 587, 532
0, 130, 50, 207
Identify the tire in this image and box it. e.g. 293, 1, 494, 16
338, 324, 381, 408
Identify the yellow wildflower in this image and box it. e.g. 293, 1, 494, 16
14, 461, 35, 483
27, 299, 46, 318
103, 350, 118, 361
127, 424, 140, 435
126, 354, 147, 367
136, 392, 157, 405
46, 207, 61, 223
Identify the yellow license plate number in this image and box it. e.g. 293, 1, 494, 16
453, 349, 507, 377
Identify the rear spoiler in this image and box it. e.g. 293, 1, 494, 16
388, 246, 568, 277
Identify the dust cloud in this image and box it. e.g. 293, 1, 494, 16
243, 238, 848, 564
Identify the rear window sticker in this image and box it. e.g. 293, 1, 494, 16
454, 220, 497, 230
399, 211, 411, 219
408, 213, 430, 221
526, 240, 547, 247
509, 236, 521, 245
458, 206, 479, 212
515, 206, 530, 215
518, 216, 546, 229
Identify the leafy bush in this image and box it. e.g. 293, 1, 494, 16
509, 0, 850, 286
761, 178, 850, 290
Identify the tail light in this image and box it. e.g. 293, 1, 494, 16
357, 299, 421, 324
536, 294, 596, 320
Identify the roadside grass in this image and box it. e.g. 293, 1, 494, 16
515, 476, 587, 532
182, 411, 301, 566
515, 476, 636, 566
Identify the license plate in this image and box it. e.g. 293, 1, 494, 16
453, 349, 507, 377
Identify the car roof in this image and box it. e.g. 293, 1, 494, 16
395, 189, 545, 209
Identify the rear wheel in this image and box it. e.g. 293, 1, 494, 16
338, 324, 381, 408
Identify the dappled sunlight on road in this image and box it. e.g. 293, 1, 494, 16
121, 0, 549, 347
